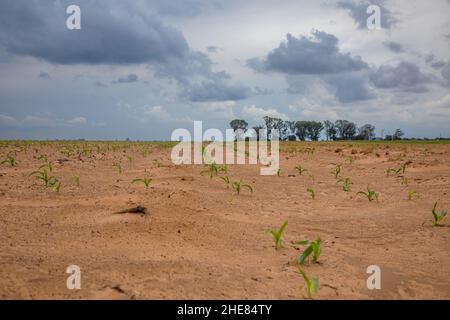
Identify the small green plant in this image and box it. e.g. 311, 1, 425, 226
112, 162, 122, 174
126, 155, 133, 163
387, 164, 407, 177
219, 164, 228, 174
72, 176, 80, 187
401, 176, 408, 186
294, 165, 307, 175
338, 177, 351, 192
231, 179, 253, 195
276, 169, 281, 176
53, 181, 62, 193
39, 162, 53, 173
200, 162, 219, 180
307, 188, 315, 200
37, 154, 48, 162
266, 220, 288, 250
430, 202, 447, 226
357, 187, 379, 202
29, 168, 58, 189
295, 236, 322, 265
407, 190, 419, 200
1, 154, 17, 167
297, 267, 319, 300
201, 145, 208, 163
132, 177, 152, 189
401, 162, 407, 174
219, 176, 230, 188
333, 164, 342, 179
386, 167, 401, 177
61, 146, 73, 157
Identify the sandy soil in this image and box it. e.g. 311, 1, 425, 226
0, 141, 449, 300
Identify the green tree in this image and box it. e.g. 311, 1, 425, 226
393, 128, 404, 140
358, 124, 376, 140
324, 120, 337, 141
229, 119, 248, 140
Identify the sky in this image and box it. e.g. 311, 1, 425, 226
0, 0, 450, 140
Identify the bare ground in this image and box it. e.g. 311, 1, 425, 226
0, 141, 449, 299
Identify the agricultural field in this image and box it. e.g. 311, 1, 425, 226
0, 140, 449, 299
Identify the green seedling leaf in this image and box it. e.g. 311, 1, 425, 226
307, 188, 315, 200
266, 220, 288, 250
132, 177, 152, 189
231, 179, 253, 195
431, 202, 447, 226
297, 267, 319, 300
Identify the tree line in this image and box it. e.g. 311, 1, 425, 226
230, 117, 405, 141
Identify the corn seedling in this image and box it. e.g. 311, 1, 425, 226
357, 188, 378, 202
72, 176, 80, 187
266, 220, 288, 250
201, 144, 211, 163
294, 165, 307, 175
132, 177, 152, 189
338, 177, 351, 192
231, 179, 253, 195
29, 168, 58, 188
61, 146, 74, 157
386, 167, 401, 177
200, 162, 219, 180
218, 164, 228, 174
297, 267, 319, 300
277, 169, 281, 176
219, 176, 230, 188
53, 181, 62, 193
401, 163, 407, 174
112, 162, 122, 174
126, 156, 133, 163
387, 164, 407, 177
307, 188, 315, 200
333, 164, 342, 179
407, 190, 419, 200
296, 236, 322, 265
1, 154, 17, 167
39, 162, 53, 173
430, 202, 447, 226
37, 154, 48, 162
401, 176, 408, 186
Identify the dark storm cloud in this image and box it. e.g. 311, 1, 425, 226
425, 55, 447, 69
369, 61, 431, 92
154, 0, 221, 17
38, 72, 50, 79
154, 51, 251, 102
286, 73, 373, 103
441, 63, 450, 86
247, 31, 368, 75
0, 0, 249, 102
325, 74, 374, 103
184, 81, 251, 102
0, 0, 188, 65
337, 0, 399, 29
112, 74, 139, 84
383, 41, 404, 53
